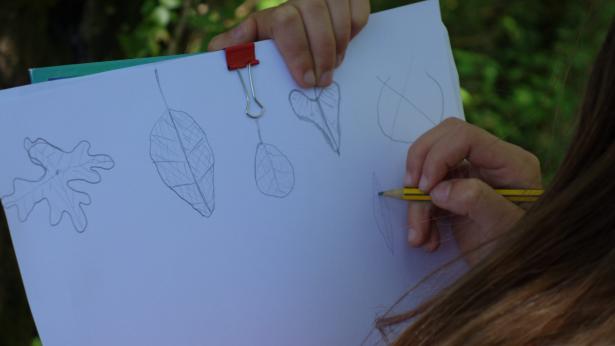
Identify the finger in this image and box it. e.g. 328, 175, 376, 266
418, 118, 541, 191
208, 5, 317, 88
208, 11, 266, 51
349, 0, 370, 39
424, 222, 440, 252
407, 202, 432, 247
430, 179, 525, 231
266, 5, 317, 87
325, 0, 352, 67
290, 0, 337, 86
406, 117, 459, 187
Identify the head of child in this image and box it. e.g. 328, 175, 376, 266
378, 19, 615, 345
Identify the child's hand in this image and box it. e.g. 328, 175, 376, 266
405, 118, 542, 266
208, 0, 370, 88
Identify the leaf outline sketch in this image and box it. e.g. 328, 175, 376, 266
150, 69, 216, 217
372, 173, 394, 254
289, 82, 342, 155
254, 141, 295, 198
376, 62, 445, 144
2, 138, 115, 233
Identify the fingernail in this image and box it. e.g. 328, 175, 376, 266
404, 173, 413, 187
319, 70, 333, 86
408, 228, 418, 244
336, 54, 344, 67
303, 70, 316, 87
431, 182, 451, 202
418, 176, 430, 192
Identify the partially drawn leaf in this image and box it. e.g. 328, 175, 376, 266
289, 82, 341, 155
376, 70, 445, 144
254, 142, 295, 198
2, 138, 115, 232
150, 109, 215, 217
372, 173, 394, 254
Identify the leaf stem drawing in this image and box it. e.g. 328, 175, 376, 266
376, 63, 445, 144
150, 69, 216, 217
2, 138, 114, 233
251, 115, 295, 198
289, 82, 342, 155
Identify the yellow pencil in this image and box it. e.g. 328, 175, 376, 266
379, 187, 544, 203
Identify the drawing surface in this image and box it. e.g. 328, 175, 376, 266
0, 1, 465, 345
2, 138, 114, 232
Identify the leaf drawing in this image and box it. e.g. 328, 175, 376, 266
150, 69, 216, 217
376, 66, 445, 144
289, 82, 342, 155
2, 138, 115, 233
372, 173, 394, 254
254, 142, 295, 198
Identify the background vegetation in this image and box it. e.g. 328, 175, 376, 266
0, 0, 613, 344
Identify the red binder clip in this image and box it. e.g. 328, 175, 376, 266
225, 43, 265, 119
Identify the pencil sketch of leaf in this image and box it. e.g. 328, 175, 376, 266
150, 109, 215, 217
377, 68, 444, 144
2, 138, 115, 233
372, 173, 394, 254
254, 142, 295, 198
289, 82, 341, 155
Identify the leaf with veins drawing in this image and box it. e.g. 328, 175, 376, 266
150, 109, 216, 217
289, 82, 341, 155
254, 142, 294, 198
2, 138, 115, 233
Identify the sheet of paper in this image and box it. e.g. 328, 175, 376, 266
0, 1, 466, 345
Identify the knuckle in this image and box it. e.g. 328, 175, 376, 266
272, 5, 301, 28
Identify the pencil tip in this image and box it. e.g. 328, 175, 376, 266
378, 191, 384, 196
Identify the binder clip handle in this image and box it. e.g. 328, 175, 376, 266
225, 43, 265, 119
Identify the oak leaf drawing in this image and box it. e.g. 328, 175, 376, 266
2, 138, 115, 232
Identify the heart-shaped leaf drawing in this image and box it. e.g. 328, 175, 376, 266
289, 82, 341, 155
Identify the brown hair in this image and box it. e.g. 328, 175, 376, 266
377, 20, 615, 345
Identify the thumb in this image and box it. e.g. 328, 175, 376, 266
430, 179, 524, 230
208, 16, 258, 51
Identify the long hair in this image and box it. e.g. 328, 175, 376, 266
378, 20, 615, 345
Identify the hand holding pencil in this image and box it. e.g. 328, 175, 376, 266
402, 118, 542, 265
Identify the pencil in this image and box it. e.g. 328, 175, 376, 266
379, 187, 544, 203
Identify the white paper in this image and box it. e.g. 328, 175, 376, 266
0, 1, 466, 345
